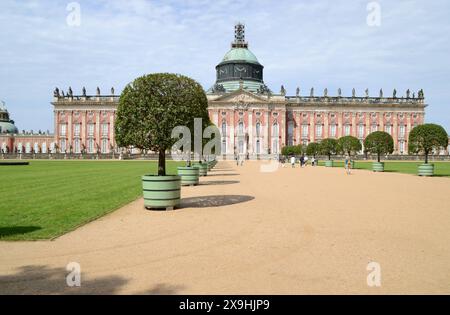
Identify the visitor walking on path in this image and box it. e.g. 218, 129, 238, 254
345, 155, 351, 175
304, 155, 309, 167
311, 157, 316, 167
290, 156, 296, 168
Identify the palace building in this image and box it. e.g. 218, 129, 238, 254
49, 23, 429, 158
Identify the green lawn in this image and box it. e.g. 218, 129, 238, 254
0, 160, 182, 241
317, 160, 450, 176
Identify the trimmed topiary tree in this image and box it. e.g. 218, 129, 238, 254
408, 124, 448, 176
319, 138, 338, 161
306, 142, 320, 158
364, 131, 394, 172
294, 144, 304, 156
337, 136, 362, 157
408, 124, 448, 164
115, 73, 209, 209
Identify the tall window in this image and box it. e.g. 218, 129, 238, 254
302, 124, 308, 138
399, 141, 405, 154
256, 140, 260, 154
102, 123, 108, 136
221, 140, 226, 154
60, 124, 67, 136
34, 143, 39, 153
74, 138, 80, 153
17, 142, 22, 153
238, 122, 244, 135
316, 125, 323, 138
74, 124, 80, 137
399, 125, 405, 138
272, 139, 279, 154
272, 122, 279, 138
385, 124, 392, 135
371, 124, 378, 133
238, 140, 244, 154
60, 139, 66, 153
344, 124, 351, 136
358, 124, 364, 138
88, 123, 94, 136
288, 121, 294, 145
221, 121, 227, 137
256, 122, 261, 137
88, 138, 94, 153
330, 124, 336, 138
42, 142, 47, 154
101, 138, 108, 153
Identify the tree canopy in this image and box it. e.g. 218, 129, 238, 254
408, 124, 448, 164
115, 73, 209, 175
306, 142, 320, 158
337, 136, 362, 156
319, 138, 338, 160
364, 131, 394, 162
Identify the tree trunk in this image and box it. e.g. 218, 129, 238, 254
425, 150, 429, 164
377, 152, 381, 163
328, 154, 331, 160
158, 149, 166, 176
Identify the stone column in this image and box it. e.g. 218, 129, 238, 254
248, 111, 253, 155
264, 109, 270, 154
67, 111, 73, 150
324, 112, 329, 138
310, 112, 315, 143
95, 111, 101, 152
296, 112, 301, 144
230, 109, 235, 156
393, 113, 398, 153
351, 112, 356, 137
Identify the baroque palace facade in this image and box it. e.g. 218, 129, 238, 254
4, 24, 440, 157
49, 24, 427, 158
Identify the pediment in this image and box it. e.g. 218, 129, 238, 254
212, 90, 268, 104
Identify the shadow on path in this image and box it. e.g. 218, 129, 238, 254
199, 180, 240, 186
180, 195, 254, 208
206, 173, 240, 177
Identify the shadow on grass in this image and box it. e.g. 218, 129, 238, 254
180, 195, 254, 208
199, 180, 240, 186
0, 226, 41, 239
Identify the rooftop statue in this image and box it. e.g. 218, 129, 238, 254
338, 88, 342, 97
96, 87, 101, 96
379, 89, 383, 98
54, 87, 60, 97
418, 89, 424, 99
324, 88, 328, 97
393, 89, 397, 98
82, 87, 86, 97
111, 87, 115, 95
68, 87, 73, 97
280, 85, 286, 96
352, 88, 356, 97
0, 100, 5, 110
310, 87, 314, 97
406, 89, 411, 99
365, 88, 369, 98
296, 87, 300, 97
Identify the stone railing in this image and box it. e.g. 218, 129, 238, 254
286, 96, 425, 105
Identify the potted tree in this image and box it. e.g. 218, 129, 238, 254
115, 73, 208, 210
364, 131, 394, 172
337, 136, 362, 169
319, 138, 338, 167
408, 124, 448, 176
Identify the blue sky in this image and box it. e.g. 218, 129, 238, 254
1, 0, 450, 132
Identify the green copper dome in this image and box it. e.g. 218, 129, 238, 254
0, 102, 18, 134
222, 48, 260, 65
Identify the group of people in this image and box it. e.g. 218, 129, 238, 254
281, 155, 353, 175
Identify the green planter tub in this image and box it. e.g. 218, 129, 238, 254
142, 175, 181, 210
325, 160, 333, 167
372, 162, 385, 172
177, 166, 200, 186
418, 163, 434, 177
193, 163, 208, 176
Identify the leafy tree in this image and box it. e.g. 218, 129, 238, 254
319, 138, 338, 160
337, 136, 362, 157
408, 124, 448, 164
306, 142, 320, 158
364, 131, 394, 162
281, 145, 297, 156
294, 144, 304, 156
115, 73, 209, 176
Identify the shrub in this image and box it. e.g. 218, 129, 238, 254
408, 124, 448, 164
364, 131, 394, 162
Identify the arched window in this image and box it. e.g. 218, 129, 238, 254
272, 122, 278, 138
221, 139, 226, 154
256, 140, 260, 154
256, 122, 261, 137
